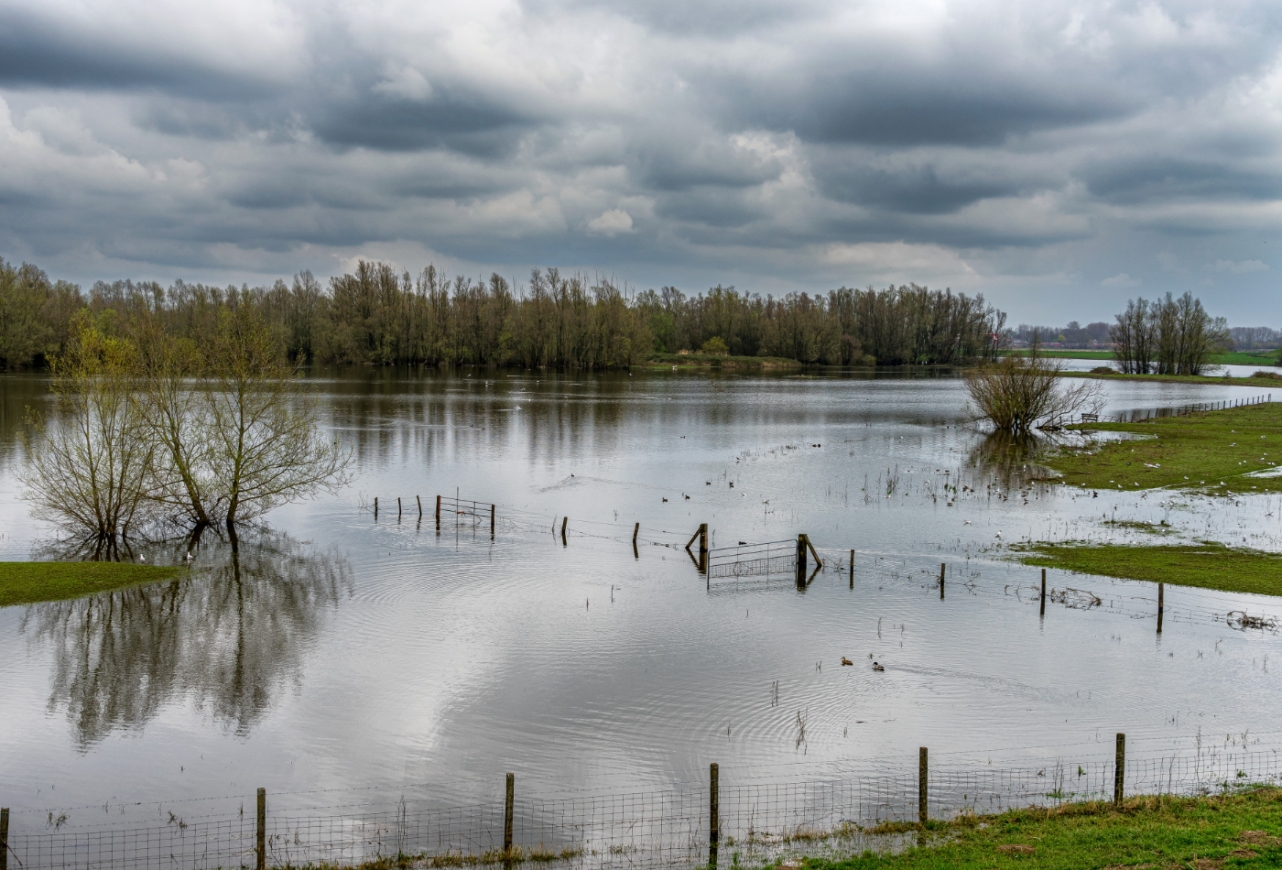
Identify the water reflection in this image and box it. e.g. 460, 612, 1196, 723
21, 530, 351, 747
967, 430, 1062, 489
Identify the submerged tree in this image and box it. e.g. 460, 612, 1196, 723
22, 313, 156, 553
964, 354, 1104, 434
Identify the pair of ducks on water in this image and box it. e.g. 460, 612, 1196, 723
840, 656, 884, 671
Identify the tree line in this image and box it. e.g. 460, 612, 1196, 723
1, 258, 1006, 369
1110, 292, 1228, 376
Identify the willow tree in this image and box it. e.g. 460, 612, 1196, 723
964, 355, 1104, 433
201, 306, 350, 535
22, 314, 155, 553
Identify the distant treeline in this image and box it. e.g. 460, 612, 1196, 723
0, 259, 1007, 370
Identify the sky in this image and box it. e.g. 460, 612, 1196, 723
0, 0, 1280, 324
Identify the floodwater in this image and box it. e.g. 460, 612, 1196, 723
1, 368, 1281, 825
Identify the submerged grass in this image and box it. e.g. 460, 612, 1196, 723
0, 561, 183, 607
1046, 402, 1282, 494
803, 787, 1282, 870
1012, 542, 1282, 597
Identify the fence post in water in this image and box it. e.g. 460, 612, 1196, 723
1040, 568, 1047, 619
561, 516, 568, 546
504, 773, 515, 855
398, 497, 402, 521
939, 562, 945, 600
1114, 734, 1126, 805
491, 504, 496, 537
849, 549, 854, 589
1, 806, 9, 870
1157, 582, 1164, 634
699, 523, 709, 573
918, 747, 928, 825
796, 534, 808, 588
708, 763, 720, 869
256, 788, 266, 870
417, 495, 423, 520
435, 495, 441, 530
374, 497, 378, 520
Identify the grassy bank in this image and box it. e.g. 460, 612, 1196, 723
802, 788, 1282, 870
643, 353, 803, 370
1063, 369, 1282, 388
1004, 349, 1279, 366
1013, 542, 1282, 596
1047, 401, 1282, 494
0, 561, 183, 607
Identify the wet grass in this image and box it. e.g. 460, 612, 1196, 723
1003, 349, 1279, 366
801, 787, 1282, 870
1048, 402, 1282, 494
1063, 369, 1282, 388
0, 561, 183, 607
1012, 542, 1282, 596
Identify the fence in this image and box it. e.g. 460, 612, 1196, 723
8, 735, 1282, 870
1106, 392, 1272, 424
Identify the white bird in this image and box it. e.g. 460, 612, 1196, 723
138, 555, 145, 562
995, 530, 1002, 539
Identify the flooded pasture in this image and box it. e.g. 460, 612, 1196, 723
1, 368, 1281, 833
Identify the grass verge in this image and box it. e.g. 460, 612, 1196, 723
803, 788, 1282, 870
1011, 542, 1282, 597
1046, 402, 1282, 494
0, 561, 183, 607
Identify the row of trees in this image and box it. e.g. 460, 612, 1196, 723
1111, 292, 1228, 375
24, 307, 350, 553
0, 258, 1006, 369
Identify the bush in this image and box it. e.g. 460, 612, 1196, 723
700, 336, 729, 356
964, 355, 1104, 433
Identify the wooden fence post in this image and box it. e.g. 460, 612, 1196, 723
795, 534, 808, 588
1157, 582, 1164, 634
699, 523, 709, 573
1114, 733, 1126, 805
398, 497, 402, 521
849, 549, 854, 589
939, 562, 945, 600
417, 495, 423, 520
491, 504, 496, 537
709, 763, 720, 869
1, 806, 9, 870
919, 747, 928, 825
435, 495, 441, 530
560, 516, 568, 545
1040, 568, 1047, 618
256, 788, 266, 870
504, 773, 515, 854
374, 497, 378, 520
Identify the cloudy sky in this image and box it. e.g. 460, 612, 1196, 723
1, 0, 1280, 323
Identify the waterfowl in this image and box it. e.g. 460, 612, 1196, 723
872, 662, 885, 672
840, 657, 853, 666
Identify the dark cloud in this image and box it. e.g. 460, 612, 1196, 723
2, 0, 1282, 322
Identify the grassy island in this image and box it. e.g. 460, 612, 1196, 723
643, 353, 803, 370
1013, 542, 1282, 597
799, 788, 1282, 870
1047, 402, 1282, 494
0, 561, 183, 607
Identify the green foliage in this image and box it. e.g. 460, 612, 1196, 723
804, 788, 1282, 870
701, 336, 729, 355
0, 561, 181, 607
0, 258, 82, 369
1014, 542, 1282, 596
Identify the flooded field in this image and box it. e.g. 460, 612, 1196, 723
1, 368, 1281, 826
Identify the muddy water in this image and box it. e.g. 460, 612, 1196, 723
0, 369, 1280, 822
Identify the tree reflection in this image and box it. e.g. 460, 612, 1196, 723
967, 429, 1059, 490
21, 529, 351, 748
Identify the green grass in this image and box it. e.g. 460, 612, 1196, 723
1046, 402, 1282, 494
801, 788, 1282, 870
1003, 349, 1279, 366
0, 561, 183, 607
1013, 542, 1282, 596
1065, 370, 1282, 388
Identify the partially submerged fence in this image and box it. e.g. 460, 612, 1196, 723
7, 735, 1282, 870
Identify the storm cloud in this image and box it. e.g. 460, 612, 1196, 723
1, 0, 1280, 321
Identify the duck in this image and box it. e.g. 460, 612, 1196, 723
840, 657, 853, 666
662, 497, 669, 503
872, 662, 885, 672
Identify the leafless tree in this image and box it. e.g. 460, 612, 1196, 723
964, 354, 1104, 433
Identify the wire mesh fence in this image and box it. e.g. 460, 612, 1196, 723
9, 740, 1282, 870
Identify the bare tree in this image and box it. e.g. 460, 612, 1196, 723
21, 314, 156, 553
200, 306, 350, 534
964, 354, 1104, 433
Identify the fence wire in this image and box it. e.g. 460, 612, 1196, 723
9, 743, 1282, 870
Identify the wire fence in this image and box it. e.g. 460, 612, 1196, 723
8, 739, 1282, 870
